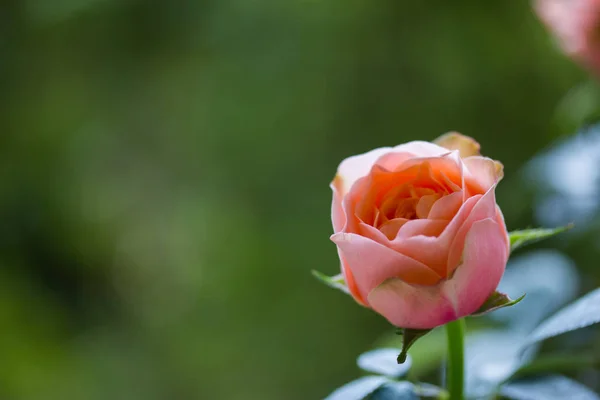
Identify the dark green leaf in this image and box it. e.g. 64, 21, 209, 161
500, 375, 600, 400
366, 382, 417, 400
471, 291, 525, 316
509, 225, 572, 252
312, 270, 349, 295
525, 287, 600, 347
396, 328, 432, 364
357, 349, 412, 378
325, 376, 389, 400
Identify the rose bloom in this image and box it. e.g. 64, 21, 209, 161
535, 0, 600, 74
330, 133, 509, 329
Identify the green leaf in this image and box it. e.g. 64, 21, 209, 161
357, 349, 412, 378
511, 353, 598, 379
471, 291, 525, 316
368, 382, 447, 400
489, 251, 579, 331
311, 270, 349, 295
509, 225, 573, 252
325, 376, 389, 400
396, 328, 432, 364
500, 375, 600, 400
464, 330, 538, 399
524, 287, 600, 347
366, 382, 418, 400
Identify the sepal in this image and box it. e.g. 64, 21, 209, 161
395, 328, 432, 364
312, 270, 349, 295
471, 291, 525, 317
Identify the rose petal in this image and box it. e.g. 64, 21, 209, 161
331, 232, 442, 302
446, 186, 502, 276
367, 278, 456, 329
396, 219, 448, 239
428, 191, 463, 220
433, 132, 481, 158
494, 205, 511, 254
379, 184, 412, 221
337, 248, 368, 306
397, 151, 463, 190
416, 194, 440, 218
331, 176, 346, 233
438, 170, 462, 193
367, 218, 507, 329
441, 218, 508, 319
463, 156, 504, 192
374, 152, 417, 172
390, 194, 482, 277
351, 164, 421, 227
379, 218, 410, 240
373, 142, 452, 173
358, 221, 391, 244
335, 147, 393, 197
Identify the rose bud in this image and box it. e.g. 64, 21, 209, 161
330, 133, 509, 329
535, 0, 600, 75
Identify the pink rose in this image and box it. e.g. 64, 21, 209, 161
535, 0, 600, 74
330, 133, 509, 329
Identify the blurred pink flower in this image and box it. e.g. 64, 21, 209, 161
536, 0, 600, 73
330, 133, 509, 329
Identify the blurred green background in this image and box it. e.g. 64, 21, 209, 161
1, 1, 598, 399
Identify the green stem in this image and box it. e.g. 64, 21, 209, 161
445, 318, 465, 400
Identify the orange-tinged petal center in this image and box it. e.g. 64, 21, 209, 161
355, 160, 462, 241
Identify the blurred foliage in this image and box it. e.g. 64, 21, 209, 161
0, 0, 598, 399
